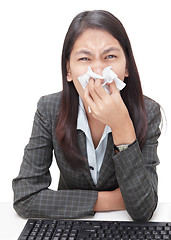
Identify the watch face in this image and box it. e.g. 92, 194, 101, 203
117, 145, 129, 152
114, 144, 128, 153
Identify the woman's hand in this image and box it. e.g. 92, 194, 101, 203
84, 78, 136, 145
84, 78, 127, 126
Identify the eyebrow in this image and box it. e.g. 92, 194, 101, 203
75, 47, 121, 56
102, 47, 121, 54
75, 49, 93, 56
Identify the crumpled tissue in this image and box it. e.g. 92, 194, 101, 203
78, 66, 126, 94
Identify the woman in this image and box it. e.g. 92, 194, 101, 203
12, 10, 161, 221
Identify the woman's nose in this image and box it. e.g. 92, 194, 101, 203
91, 61, 106, 76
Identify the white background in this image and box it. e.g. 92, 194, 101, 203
0, 0, 171, 204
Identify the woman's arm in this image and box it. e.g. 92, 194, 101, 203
94, 103, 161, 220
84, 80, 161, 221
94, 112, 160, 220
12, 95, 98, 219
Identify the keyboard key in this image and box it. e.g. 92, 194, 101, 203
122, 237, 129, 240
165, 226, 171, 231
22, 228, 32, 236
19, 237, 27, 240
28, 237, 35, 240
146, 235, 153, 239
154, 235, 162, 239
78, 229, 90, 237
163, 236, 170, 240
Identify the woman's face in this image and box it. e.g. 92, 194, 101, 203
67, 28, 129, 100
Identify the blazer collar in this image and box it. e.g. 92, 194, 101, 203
96, 133, 115, 189
77, 130, 96, 189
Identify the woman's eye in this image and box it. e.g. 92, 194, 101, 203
79, 57, 90, 61
105, 55, 116, 59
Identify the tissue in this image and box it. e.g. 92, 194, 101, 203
78, 66, 126, 94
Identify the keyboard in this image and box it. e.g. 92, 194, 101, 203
18, 219, 171, 240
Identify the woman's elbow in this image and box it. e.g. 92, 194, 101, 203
13, 201, 28, 218
127, 192, 158, 222
131, 212, 153, 222
130, 203, 157, 222
13, 196, 35, 219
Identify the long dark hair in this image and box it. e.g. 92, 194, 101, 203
56, 10, 147, 168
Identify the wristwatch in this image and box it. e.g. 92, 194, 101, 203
114, 140, 136, 153
114, 144, 129, 153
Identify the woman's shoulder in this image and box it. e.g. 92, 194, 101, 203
40, 91, 62, 104
144, 95, 160, 108
37, 91, 62, 118
144, 95, 160, 111
143, 95, 161, 122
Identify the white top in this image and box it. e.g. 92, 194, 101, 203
77, 97, 111, 185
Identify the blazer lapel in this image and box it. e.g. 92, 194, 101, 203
96, 133, 115, 189
77, 130, 96, 189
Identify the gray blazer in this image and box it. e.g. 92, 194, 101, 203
12, 92, 161, 221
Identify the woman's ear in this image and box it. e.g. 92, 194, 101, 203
66, 62, 73, 82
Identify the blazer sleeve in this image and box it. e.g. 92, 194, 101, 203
113, 100, 161, 221
12, 96, 98, 219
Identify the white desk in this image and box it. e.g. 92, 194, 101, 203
1, 202, 171, 240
